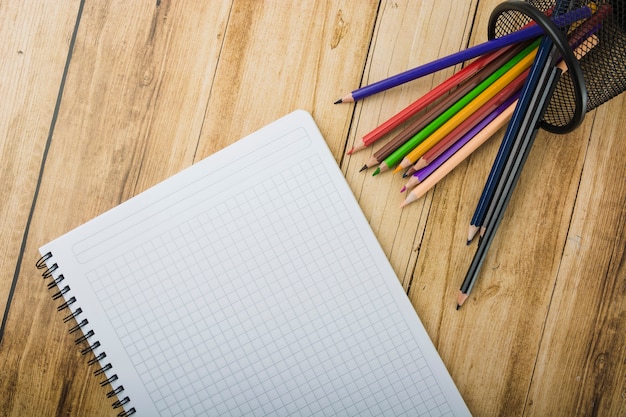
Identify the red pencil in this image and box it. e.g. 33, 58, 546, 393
347, 46, 515, 155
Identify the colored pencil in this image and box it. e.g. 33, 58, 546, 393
334, 6, 592, 103
458, 8, 603, 308
457, 65, 561, 309
400, 97, 518, 208
466, 34, 557, 239
347, 6, 570, 155
358, 43, 523, 171
395, 66, 529, 173
347, 47, 513, 155
374, 40, 540, 175
401, 93, 520, 194
412, 74, 523, 173
467, 32, 600, 242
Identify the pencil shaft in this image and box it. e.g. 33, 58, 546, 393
346, 6, 591, 102
479, 48, 557, 232
401, 68, 528, 168
402, 99, 517, 206
361, 47, 511, 148
384, 41, 539, 170
367, 44, 523, 168
482, 68, 561, 239
461, 67, 560, 299
469, 35, 556, 229
414, 93, 519, 182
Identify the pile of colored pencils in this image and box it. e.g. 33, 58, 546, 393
340, 3, 607, 308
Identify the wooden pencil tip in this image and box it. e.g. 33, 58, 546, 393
400, 192, 417, 208
392, 166, 402, 175
413, 159, 427, 171
335, 93, 354, 104
400, 186, 406, 193
372, 168, 380, 176
359, 165, 368, 172
350, 143, 366, 154
456, 291, 468, 309
467, 225, 479, 244
346, 147, 354, 155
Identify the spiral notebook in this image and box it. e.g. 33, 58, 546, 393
37, 110, 471, 417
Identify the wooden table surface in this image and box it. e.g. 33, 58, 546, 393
1, 1, 624, 416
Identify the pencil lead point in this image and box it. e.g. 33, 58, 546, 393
346, 147, 354, 155
334, 98, 343, 104
402, 171, 409, 178
359, 165, 368, 172
456, 292, 468, 308
392, 166, 402, 175
372, 168, 380, 176
400, 186, 406, 193
467, 225, 478, 243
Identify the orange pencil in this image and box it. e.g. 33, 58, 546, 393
400, 99, 518, 208
391, 45, 538, 174
404, 67, 528, 176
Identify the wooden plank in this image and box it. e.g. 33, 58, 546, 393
195, 0, 378, 161
0, 1, 80, 318
0, 1, 380, 416
399, 0, 614, 415
3, 0, 623, 415
342, 0, 480, 288
525, 93, 626, 417
0, 1, 233, 416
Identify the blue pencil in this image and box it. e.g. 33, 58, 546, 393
335, 5, 592, 104
466, 35, 557, 242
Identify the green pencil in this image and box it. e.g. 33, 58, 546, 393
373, 38, 540, 176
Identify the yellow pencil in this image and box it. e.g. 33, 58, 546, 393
392, 46, 538, 174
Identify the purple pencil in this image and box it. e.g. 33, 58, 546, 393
401, 92, 520, 193
335, 6, 592, 103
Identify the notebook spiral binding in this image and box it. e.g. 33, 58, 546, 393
36, 252, 136, 417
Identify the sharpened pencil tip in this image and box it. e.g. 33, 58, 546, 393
467, 225, 479, 243
346, 147, 354, 155
400, 186, 406, 193
456, 291, 468, 308
359, 165, 367, 172
334, 98, 343, 104
372, 168, 380, 176
392, 166, 402, 175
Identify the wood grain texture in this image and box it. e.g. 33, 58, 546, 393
1, 1, 233, 416
195, 1, 378, 161
343, 0, 479, 288
0, 0, 81, 319
1, 0, 625, 416
525, 93, 626, 417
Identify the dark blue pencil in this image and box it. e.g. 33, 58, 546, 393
458, 65, 561, 309
467, 35, 557, 243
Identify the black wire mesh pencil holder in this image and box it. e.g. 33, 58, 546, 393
488, 0, 626, 133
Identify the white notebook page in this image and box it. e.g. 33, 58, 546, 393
40, 110, 471, 417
